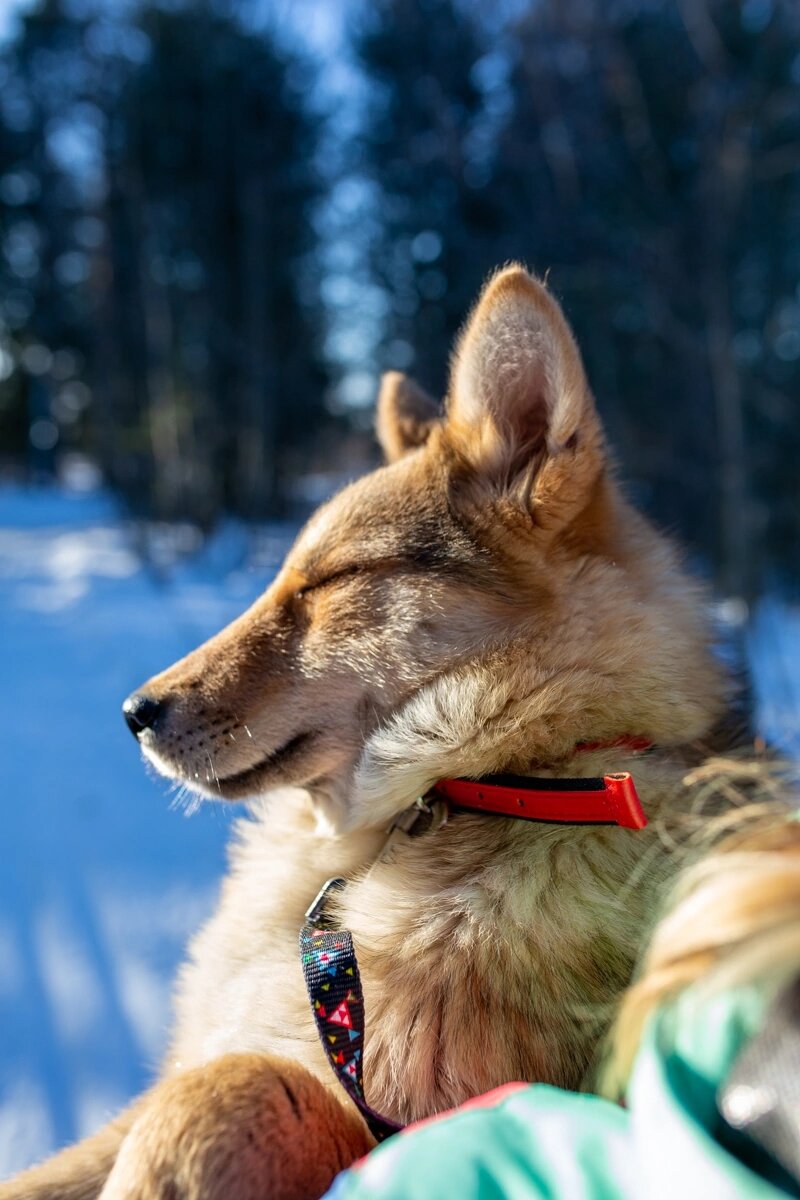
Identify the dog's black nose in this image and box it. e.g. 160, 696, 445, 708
123, 693, 163, 737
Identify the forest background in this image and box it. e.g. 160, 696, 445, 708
1, 0, 799, 600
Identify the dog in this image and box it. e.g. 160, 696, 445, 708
3, 266, 734, 1200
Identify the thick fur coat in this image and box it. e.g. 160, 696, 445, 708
4, 267, 731, 1200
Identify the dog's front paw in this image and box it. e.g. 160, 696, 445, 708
99, 1053, 374, 1200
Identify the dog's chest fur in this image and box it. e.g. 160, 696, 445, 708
167, 782, 665, 1124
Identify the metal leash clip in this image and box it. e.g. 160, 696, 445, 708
304, 876, 347, 929
378, 793, 449, 860
304, 795, 449, 929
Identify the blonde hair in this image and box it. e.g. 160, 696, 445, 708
601, 758, 800, 1099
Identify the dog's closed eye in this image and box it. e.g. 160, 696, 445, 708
295, 565, 365, 600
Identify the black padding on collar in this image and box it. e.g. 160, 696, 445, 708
478, 772, 605, 792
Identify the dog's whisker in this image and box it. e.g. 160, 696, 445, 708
206, 751, 222, 797
167, 780, 201, 816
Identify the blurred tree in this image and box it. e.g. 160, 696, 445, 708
1, 0, 798, 592
354, 0, 500, 397
99, 4, 327, 522
354, 0, 800, 593
0, 0, 98, 476
490, 0, 800, 595
0, 0, 328, 524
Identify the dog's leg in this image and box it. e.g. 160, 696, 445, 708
0, 1100, 140, 1200
99, 1053, 375, 1200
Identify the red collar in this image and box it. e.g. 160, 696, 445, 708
432, 737, 652, 831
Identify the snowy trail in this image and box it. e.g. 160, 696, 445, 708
0, 487, 291, 1178
0, 486, 797, 1179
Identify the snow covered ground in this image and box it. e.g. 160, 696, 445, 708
0, 483, 797, 1180
0, 485, 293, 1178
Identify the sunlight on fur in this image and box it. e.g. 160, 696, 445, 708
4, 267, 793, 1200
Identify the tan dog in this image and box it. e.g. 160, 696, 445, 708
4, 266, 731, 1200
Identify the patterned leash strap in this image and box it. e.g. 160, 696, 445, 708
299, 799, 449, 1143
300, 879, 402, 1143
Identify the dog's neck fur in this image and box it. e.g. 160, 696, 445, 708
349, 725, 731, 1114
209, 745, 704, 1125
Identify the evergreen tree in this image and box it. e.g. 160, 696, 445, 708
0, 0, 328, 524
354, 0, 499, 396
99, 5, 327, 522
0, 0, 99, 475
491, 0, 800, 593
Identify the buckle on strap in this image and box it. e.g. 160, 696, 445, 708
304, 796, 449, 931
304, 877, 347, 929
383, 793, 449, 846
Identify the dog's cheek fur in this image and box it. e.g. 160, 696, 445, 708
347, 534, 725, 830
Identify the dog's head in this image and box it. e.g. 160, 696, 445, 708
125, 266, 725, 830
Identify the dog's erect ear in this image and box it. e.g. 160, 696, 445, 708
445, 266, 605, 531
376, 371, 441, 463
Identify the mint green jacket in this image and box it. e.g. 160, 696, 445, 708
325, 985, 791, 1199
